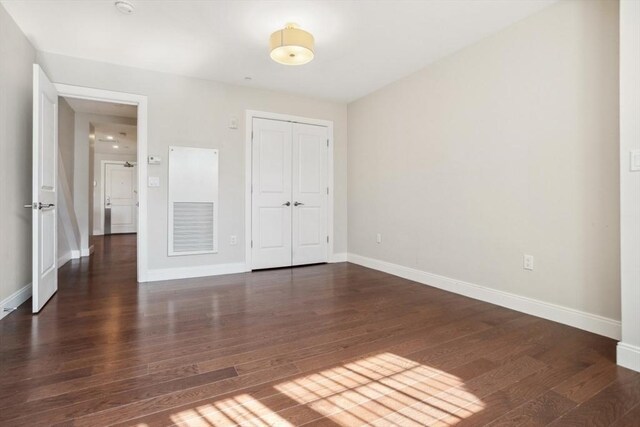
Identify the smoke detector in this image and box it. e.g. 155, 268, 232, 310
114, 1, 135, 15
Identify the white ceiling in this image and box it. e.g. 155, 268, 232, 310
93, 122, 137, 155
65, 98, 138, 118
2, 0, 556, 102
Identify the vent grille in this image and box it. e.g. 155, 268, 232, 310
172, 202, 215, 253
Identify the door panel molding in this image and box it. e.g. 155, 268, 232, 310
251, 118, 293, 269
32, 64, 58, 313
292, 122, 328, 266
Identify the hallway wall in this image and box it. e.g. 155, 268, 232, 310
57, 97, 78, 265
0, 4, 36, 312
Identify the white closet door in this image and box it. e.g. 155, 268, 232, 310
251, 118, 293, 269
292, 123, 328, 266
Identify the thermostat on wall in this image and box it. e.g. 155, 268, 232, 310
148, 155, 161, 165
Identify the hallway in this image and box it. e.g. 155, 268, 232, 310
0, 235, 638, 426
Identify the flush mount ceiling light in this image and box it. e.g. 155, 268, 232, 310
269, 23, 314, 66
114, 0, 135, 15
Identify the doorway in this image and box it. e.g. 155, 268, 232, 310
90, 119, 139, 236
103, 161, 138, 234
55, 82, 148, 284
31, 65, 150, 314
245, 111, 334, 270
57, 98, 139, 250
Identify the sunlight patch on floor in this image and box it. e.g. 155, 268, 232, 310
171, 394, 294, 427
274, 352, 485, 426
169, 352, 484, 426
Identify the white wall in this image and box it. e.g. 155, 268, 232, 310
0, 4, 35, 311
348, 0, 620, 326
37, 52, 348, 275
618, 0, 640, 372
57, 97, 76, 263
58, 98, 75, 193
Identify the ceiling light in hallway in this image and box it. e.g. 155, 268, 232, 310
114, 1, 135, 15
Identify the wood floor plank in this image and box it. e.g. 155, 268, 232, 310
552, 359, 620, 404
548, 368, 640, 426
0, 234, 629, 427
611, 402, 640, 426
486, 390, 576, 426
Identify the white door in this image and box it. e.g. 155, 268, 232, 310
31, 65, 58, 313
105, 162, 137, 234
251, 118, 292, 269
251, 118, 329, 269
292, 123, 328, 265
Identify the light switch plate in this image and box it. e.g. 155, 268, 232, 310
523, 254, 534, 271
631, 150, 640, 172
148, 155, 161, 165
148, 176, 160, 187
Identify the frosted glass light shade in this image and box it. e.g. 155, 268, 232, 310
269, 23, 314, 65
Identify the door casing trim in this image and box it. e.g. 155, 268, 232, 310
245, 110, 335, 271
54, 83, 149, 282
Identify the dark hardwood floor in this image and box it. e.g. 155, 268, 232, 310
1, 234, 638, 426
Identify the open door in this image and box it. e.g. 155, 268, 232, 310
29, 64, 58, 313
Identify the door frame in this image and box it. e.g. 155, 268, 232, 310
54, 83, 149, 282
99, 160, 138, 236
244, 110, 334, 271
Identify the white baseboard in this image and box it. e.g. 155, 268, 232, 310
59, 249, 84, 268
617, 342, 640, 372
0, 283, 31, 320
81, 245, 94, 257
331, 253, 348, 263
347, 253, 621, 340
58, 251, 73, 267
145, 262, 247, 282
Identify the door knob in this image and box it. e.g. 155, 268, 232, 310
282, 201, 291, 206
294, 201, 304, 206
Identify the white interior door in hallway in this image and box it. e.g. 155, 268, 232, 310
105, 162, 137, 234
30, 65, 58, 313
251, 118, 328, 269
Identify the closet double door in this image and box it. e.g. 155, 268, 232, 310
252, 118, 329, 269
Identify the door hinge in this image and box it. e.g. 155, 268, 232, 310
327, 139, 329, 147
326, 187, 329, 195
251, 240, 253, 248
327, 236, 329, 243
251, 131, 254, 141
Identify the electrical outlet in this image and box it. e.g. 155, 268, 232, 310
523, 254, 534, 271
230, 235, 237, 245
376, 233, 382, 244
